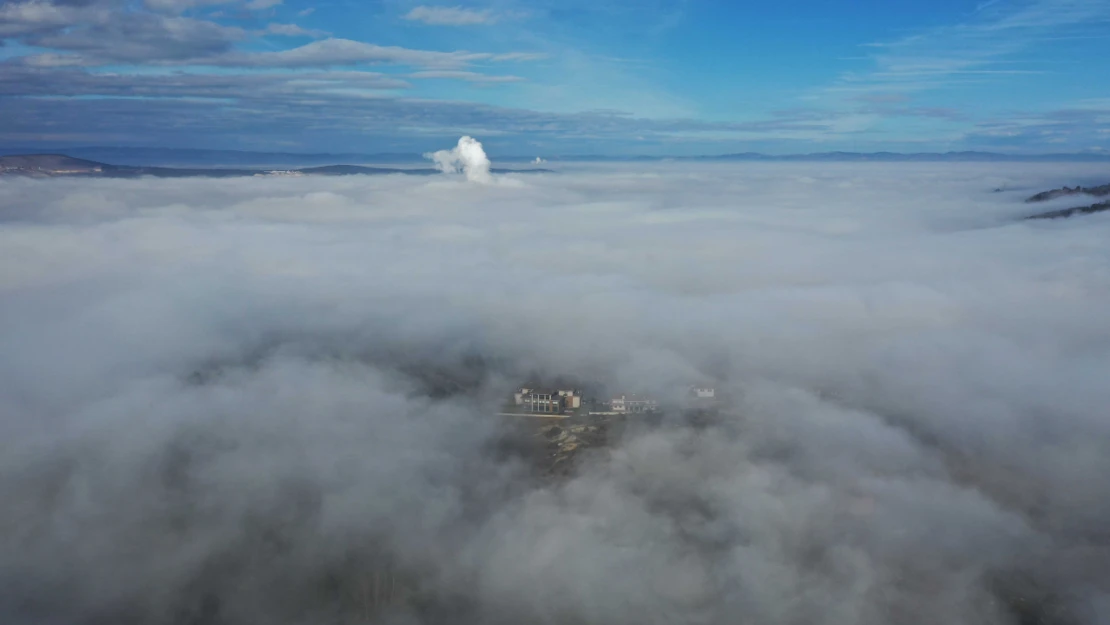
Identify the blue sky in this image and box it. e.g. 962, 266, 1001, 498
1, 0, 1109, 154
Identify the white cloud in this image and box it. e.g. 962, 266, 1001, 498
245, 0, 282, 9
210, 38, 538, 68
410, 70, 525, 83
1, 162, 1109, 623
486, 51, 547, 62
17, 53, 95, 68
222, 37, 481, 67
263, 22, 328, 38
143, 0, 237, 14
841, 0, 1110, 95
403, 5, 498, 26
0, 1, 106, 37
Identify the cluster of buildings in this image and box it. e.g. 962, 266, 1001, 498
0, 165, 102, 177
253, 170, 305, 177
508, 385, 716, 417
607, 395, 660, 414
512, 388, 582, 415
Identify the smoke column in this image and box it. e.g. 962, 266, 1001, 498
427, 136, 493, 184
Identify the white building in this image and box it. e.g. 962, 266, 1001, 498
514, 388, 581, 414
557, 389, 582, 409
255, 170, 305, 177
692, 386, 716, 399
609, 395, 658, 414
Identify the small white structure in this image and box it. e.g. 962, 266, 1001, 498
692, 387, 716, 399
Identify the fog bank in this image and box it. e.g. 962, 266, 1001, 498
1, 162, 1109, 624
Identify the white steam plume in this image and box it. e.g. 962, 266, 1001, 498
426, 135, 493, 183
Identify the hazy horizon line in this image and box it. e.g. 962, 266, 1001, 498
4, 145, 1110, 164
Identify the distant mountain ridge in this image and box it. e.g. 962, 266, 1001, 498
3, 147, 1110, 167
0, 147, 428, 168
0, 154, 551, 178
7, 153, 1110, 221
698, 151, 1110, 163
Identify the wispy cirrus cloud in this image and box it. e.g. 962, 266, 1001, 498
0, 64, 411, 98
0, 0, 1106, 153
263, 22, 328, 38
402, 5, 500, 26
791, 0, 1110, 147
0, 0, 550, 149
13, 53, 98, 68
409, 70, 525, 83
0, 0, 108, 37
965, 100, 1110, 150
0, 1, 542, 69
32, 14, 246, 63
837, 0, 1110, 96
206, 38, 536, 69
142, 0, 236, 14
0, 78, 857, 151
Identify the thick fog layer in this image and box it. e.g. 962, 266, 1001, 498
2, 162, 1109, 625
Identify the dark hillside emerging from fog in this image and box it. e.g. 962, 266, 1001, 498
1026, 183, 1110, 203
1025, 181, 1110, 219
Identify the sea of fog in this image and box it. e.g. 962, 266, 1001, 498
2, 161, 1109, 625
